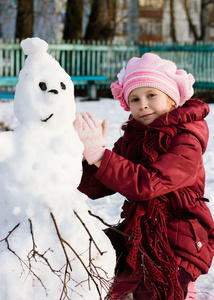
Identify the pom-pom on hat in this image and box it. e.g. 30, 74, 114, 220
110, 53, 195, 111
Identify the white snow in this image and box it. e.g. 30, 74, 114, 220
0, 38, 116, 300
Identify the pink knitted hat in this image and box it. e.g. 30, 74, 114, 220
110, 53, 195, 111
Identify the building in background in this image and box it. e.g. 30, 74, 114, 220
163, 0, 201, 43
138, 0, 163, 42
0, 0, 214, 43
114, 0, 214, 43
113, 0, 163, 43
113, 0, 139, 43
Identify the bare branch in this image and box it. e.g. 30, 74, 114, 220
74, 210, 106, 256
0, 222, 48, 295
0, 211, 114, 299
0, 223, 20, 242
62, 238, 102, 299
27, 219, 61, 274
88, 210, 162, 271
50, 211, 114, 299
50, 212, 73, 272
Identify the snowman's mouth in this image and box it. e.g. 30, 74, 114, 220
41, 113, 54, 122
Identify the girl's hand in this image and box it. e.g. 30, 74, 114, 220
74, 112, 109, 165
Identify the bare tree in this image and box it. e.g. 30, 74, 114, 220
84, 0, 117, 41
169, 0, 177, 42
63, 0, 84, 41
15, 0, 33, 40
0, 0, 18, 40
183, 0, 214, 41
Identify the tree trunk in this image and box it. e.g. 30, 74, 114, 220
63, 0, 83, 41
183, 0, 199, 40
15, 0, 33, 40
84, 0, 116, 40
169, 0, 177, 42
200, 0, 214, 41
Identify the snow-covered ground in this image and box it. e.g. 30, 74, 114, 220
0, 97, 214, 299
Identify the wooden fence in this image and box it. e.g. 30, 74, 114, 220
1, 40, 214, 91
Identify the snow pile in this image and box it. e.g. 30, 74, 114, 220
0, 37, 115, 300
1, 96, 214, 299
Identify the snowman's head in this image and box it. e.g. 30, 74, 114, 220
14, 37, 76, 126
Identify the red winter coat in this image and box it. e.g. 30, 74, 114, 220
78, 99, 214, 282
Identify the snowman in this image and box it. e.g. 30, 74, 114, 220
0, 37, 115, 300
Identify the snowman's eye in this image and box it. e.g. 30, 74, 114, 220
60, 82, 66, 90
39, 82, 47, 91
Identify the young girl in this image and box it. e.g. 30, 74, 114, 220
74, 53, 214, 300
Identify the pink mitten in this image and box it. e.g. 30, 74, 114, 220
74, 112, 109, 165
185, 281, 196, 300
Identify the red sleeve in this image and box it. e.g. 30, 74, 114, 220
95, 133, 204, 201
78, 160, 116, 199
77, 138, 123, 199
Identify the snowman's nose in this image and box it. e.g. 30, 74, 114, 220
48, 89, 58, 94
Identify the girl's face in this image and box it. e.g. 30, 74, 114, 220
128, 87, 175, 125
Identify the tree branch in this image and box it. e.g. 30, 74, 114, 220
88, 210, 161, 271
0, 222, 48, 295
73, 210, 106, 256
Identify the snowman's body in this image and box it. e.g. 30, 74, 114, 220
0, 38, 115, 300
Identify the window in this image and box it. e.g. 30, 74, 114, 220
139, 18, 162, 35
139, 0, 163, 8
123, 22, 128, 34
